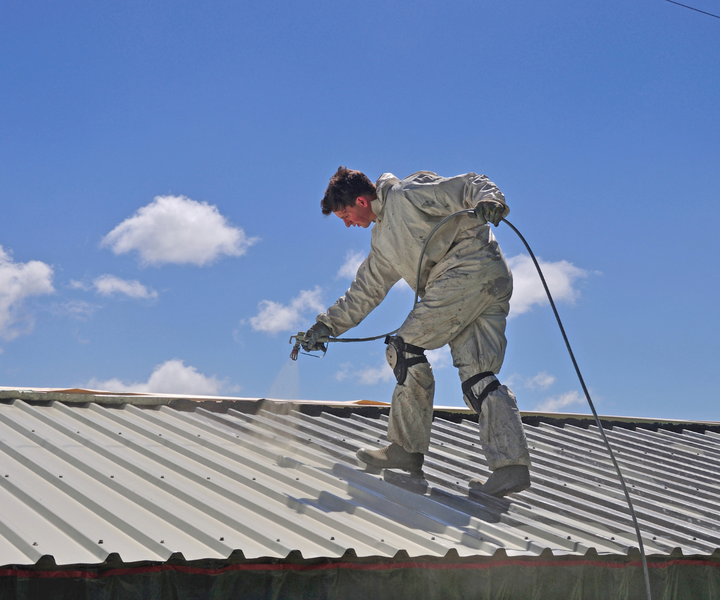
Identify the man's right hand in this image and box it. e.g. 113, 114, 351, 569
301, 322, 332, 352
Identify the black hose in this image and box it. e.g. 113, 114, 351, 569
324, 210, 654, 599
502, 217, 652, 600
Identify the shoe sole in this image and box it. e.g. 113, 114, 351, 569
356, 450, 423, 473
469, 481, 530, 498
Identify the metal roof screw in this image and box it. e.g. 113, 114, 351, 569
220, 537, 224, 541
160, 540, 164, 544
276, 539, 280, 542
431, 537, 435, 540
207, 477, 210, 480
32, 542, 37, 546
197, 434, 201, 437
653, 537, 657, 540
381, 539, 384, 542
159, 434, 162, 437
295, 477, 299, 481
31, 430, 35, 432
567, 536, 571, 540
119, 432, 122, 435
59, 475, 63, 478
693, 537, 697, 541
3, 475, 7, 478
252, 477, 256, 481
330, 537, 335, 541
611, 537, 615, 541
98, 540, 103, 544
161, 476, 164, 479
525, 537, 528, 540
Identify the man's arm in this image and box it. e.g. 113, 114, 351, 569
398, 172, 509, 224
463, 173, 509, 226
316, 245, 400, 337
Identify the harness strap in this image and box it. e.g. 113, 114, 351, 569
404, 355, 428, 369
385, 336, 426, 355
462, 372, 501, 414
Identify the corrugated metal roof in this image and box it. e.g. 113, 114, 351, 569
1, 396, 719, 567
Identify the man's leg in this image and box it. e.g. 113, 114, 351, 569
386, 347, 435, 454
356, 340, 434, 472
449, 305, 531, 495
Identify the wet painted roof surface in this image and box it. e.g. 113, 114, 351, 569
1, 397, 719, 567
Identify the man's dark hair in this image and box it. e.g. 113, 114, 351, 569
321, 166, 376, 215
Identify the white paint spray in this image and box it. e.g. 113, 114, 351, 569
267, 359, 300, 400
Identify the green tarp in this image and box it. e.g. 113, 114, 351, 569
2, 555, 719, 599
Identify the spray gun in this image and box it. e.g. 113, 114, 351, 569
289, 331, 329, 360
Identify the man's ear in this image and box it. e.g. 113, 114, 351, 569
356, 196, 369, 208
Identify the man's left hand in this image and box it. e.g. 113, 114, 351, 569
474, 200, 508, 227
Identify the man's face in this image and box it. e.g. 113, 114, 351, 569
333, 197, 376, 228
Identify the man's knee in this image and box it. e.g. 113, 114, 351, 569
385, 335, 428, 385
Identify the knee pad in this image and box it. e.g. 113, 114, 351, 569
462, 372, 501, 414
385, 335, 428, 385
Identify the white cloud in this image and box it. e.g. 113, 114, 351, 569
249, 287, 325, 335
51, 300, 98, 320
337, 250, 366, 279
87, 359, 225, 395
506, 371, 556, 391
427, 346, 452, 370
534, 390, 585, 412
101, 195, 258, 266
336, 361, 395, 385
0, 246, 55, 340
507, 254, 588, 317
92, 274, 158, 299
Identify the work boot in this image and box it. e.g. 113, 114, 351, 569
356, 443, 424, 473
469, 465, 530, 497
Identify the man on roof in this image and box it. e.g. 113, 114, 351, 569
302, 167, 531, 497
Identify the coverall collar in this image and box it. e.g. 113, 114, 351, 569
373, 173, 400, 223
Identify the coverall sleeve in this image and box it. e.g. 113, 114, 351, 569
400, 172, 509, 219
316, 245, 400, 337
462, 173, 510, 219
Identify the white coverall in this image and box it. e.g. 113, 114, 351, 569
317, 172, 531, 471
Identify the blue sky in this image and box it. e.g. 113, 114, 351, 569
1, 0, 718, 421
